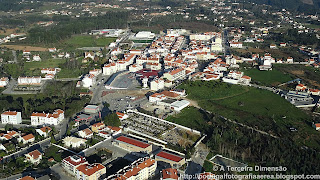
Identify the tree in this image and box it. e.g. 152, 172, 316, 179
50, 134, 56, 144
4, 124, 13, 131
103, 112, 121, 127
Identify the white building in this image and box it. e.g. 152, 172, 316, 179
89, 69, 102, 76
78, 128, 93, 139
25, 149, 42, 165
41, 68, 60, 75
135, 31, 155, 39
1, 111, 22, 124
18, 76, 42, 85
150, 78, 165, 91
149, 93, 167, 103
230, 42, 243, 48
129, 64, 143, 72
0, 77, 9, 87
32, 55, 41, 61
63, 136, 87, 148
36, 127, 52, 137
163, 68, 186, 81
82, 74, 96, 88
170, 100, 190, 111
31, 109, 64, 126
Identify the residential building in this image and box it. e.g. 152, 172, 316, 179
89, 69, 102, 76
1, 111, 22, 124
85, 52, 95, 60
313, 123, 320, 131
161, 168, 180, 180
31, 109, 64, 126
41, 68, 59, 75
163, 68, 186, 81
149, 93, 167, 103
91, 122, 105, 133
19, 134, 35, 144
78, 128, 93, 139
150, 78, 165, 91
230, 42, 243, 48
106, 126, 122, 136
33, 55, 41, 61
36, 126, 52, 137
63, 136, 87, 148
296, 84, 307, 91
116, 112, 128, 120
114, 136, 152, 153
76, 163, 106, 180
62, 155, 88, 175
0, 77, 9, 87
25, 149, 42, 165
109, 158, 156, 180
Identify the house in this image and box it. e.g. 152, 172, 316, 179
22, 50, 31, 55
116, 112, 128, 120
31, 109, 64, 126
149, 93, 167, 103
63, 136, 87, 148
230, 42, 243, 48
41, 68, 59, 75
36, 127, 52, 137
78, 128, 93, 139
25, 149, 42, 165
313, 123, 320, 131
91, 122, 105, 133
240, 76, 252, 84
62, 155, 88, 175
106, 126, 122, 136
197, 172, 215, 180
286, 57, 294, 63
85, 52, 95, 60
89, 69, 102, 76
161, 168, 180, 180
114, 136, 152, 153
32, 55, 41, 61
48, 48, 57, 52
19, 134, 35, 144
1, 111, 22, 124
270, 44, 277, 49
308, 89, 320, 96
280, 43, 287, 47
296, 84, 307, 91
155, 151, 185, 167
76, 163, 106, 180
19, 176, 35, 180
0, 77, 9, 87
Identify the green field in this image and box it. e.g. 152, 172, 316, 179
166, 107, 210, 131
178, 81, 319, 148
65, 35, 117, 48
24, 59, 66, 76
242, 67, 293, 86
56, 68, 82, 79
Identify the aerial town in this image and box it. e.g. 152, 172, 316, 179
0, 0, 320, 179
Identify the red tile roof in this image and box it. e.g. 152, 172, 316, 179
116, 136, 150, 148
2, 111, 17, 115
156, 151, 183, 162
20, 176, 35, 180
28, 149, 41, 160
76, 163, 105, 176
63, 156, 86, 166
22, 134, 35, 141
162, 168, 179, 180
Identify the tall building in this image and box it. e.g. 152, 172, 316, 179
1, 111, 22, 124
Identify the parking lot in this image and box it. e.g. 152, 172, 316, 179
102, 90, 148, 112
110, 72, 140, 90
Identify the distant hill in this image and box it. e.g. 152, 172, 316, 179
248, 0, 320, 13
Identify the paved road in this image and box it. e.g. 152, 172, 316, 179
12, 50, 17, 63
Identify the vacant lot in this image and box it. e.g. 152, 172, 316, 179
24, 59, 66, 76
178, 81, 319, 148
242, 67, 293, 86
65, 35, 117, 48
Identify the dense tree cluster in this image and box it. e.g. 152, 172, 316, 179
27, 12, 128, 44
